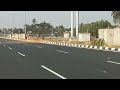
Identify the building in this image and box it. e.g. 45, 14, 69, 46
79, 33, 91, 42
98, 27, 120, 45
64, 31, 70, 38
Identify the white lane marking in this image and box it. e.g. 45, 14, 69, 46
8, 47, 12, 50
25, 44, 29, 45
96, 69, 108, 73
107, 61, 120, 65
0, 43, 1, 44
36, 46, 42, 48
56, 50, 69, 53
3, 45, 5, 46
17, 52, 26, 57
41, 65, 67, 79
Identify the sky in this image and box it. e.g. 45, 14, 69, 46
0, 11, 113, 29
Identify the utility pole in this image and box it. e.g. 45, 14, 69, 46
76, 11, 79, 38
3, 29, 5, 37
71, 11, 74, 38
24, 11, 27, 39
12, 16, 14, 35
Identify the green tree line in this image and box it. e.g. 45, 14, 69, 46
0, 18, 118, 38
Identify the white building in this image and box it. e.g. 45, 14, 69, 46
64, 31, 70, 38
98, 27, 120, 45
79, 33, 91, 42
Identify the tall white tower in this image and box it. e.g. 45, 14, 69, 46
70, 11, 79, 39
71, 11, 74, 38
76, 11, 79, 38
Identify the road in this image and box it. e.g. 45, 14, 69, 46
0, 38, 120, 79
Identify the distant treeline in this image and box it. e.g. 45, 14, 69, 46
0, 19, 117, 37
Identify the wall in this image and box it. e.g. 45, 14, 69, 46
9, 34, 26, 39
98, 28, 120, 45
79, 33, 91, 42
64, 33, 70, 38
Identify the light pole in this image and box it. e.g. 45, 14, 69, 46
3, 29, 5, 37
76, 11, 79, 38
12, 15, 14, 35
71, 11, 74, 38
25, 11, 26, 34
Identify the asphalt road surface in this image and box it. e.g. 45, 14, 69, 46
0, 38, 120, 79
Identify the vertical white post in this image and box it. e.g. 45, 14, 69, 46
25, 11, 26, 34
71, 11, 74, 38
76, 11, 79, 38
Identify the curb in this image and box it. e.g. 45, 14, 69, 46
44, 41, 120, 52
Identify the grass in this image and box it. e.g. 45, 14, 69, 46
24, 37, 120, 48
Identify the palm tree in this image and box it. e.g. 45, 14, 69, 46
111, 11, 120, 26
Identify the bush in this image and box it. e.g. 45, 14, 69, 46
91, 39, 105, 46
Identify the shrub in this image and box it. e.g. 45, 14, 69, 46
91, 39, 105, 46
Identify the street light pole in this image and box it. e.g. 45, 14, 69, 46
76, 11, 79, 38
12, 16, 14, 35
25, 11, 26, 34
71, 11, 74, 38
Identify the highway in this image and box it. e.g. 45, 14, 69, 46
0, 38, 120, 79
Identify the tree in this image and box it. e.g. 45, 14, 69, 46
79, 20, 113, 37
32, 18, 37, 25
25, 21, 54, 37
111, 11, 120, 25
55, 25, 65, 37
0, 29, 2, 33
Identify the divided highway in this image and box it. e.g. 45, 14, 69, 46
0, 38, 120, 79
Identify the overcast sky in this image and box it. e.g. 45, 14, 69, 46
0, 11, 113, 29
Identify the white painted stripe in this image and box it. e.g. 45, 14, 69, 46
36, 46, 42, 48
96, 69, 108, 73
0, 43, 1, 44
3, 45, 5, 46
118, 48, 120, 51
56, 50, 69, 53
85, 45, 88, 48
66, 44, 68, 46
99, 47, 103, 49
111, 48, 115, 51
81, 45, 84, 47
8, 47, 12, 50
74, 44, 77, 47
18, 52, 26, 57
105, 47, 108, 50
69, 44, 71, 46
78, 45, 81, 47
94, 46, 97, 49
107, 61, 120, 65
41, 65, 67, 79
90, 46, 93, 48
